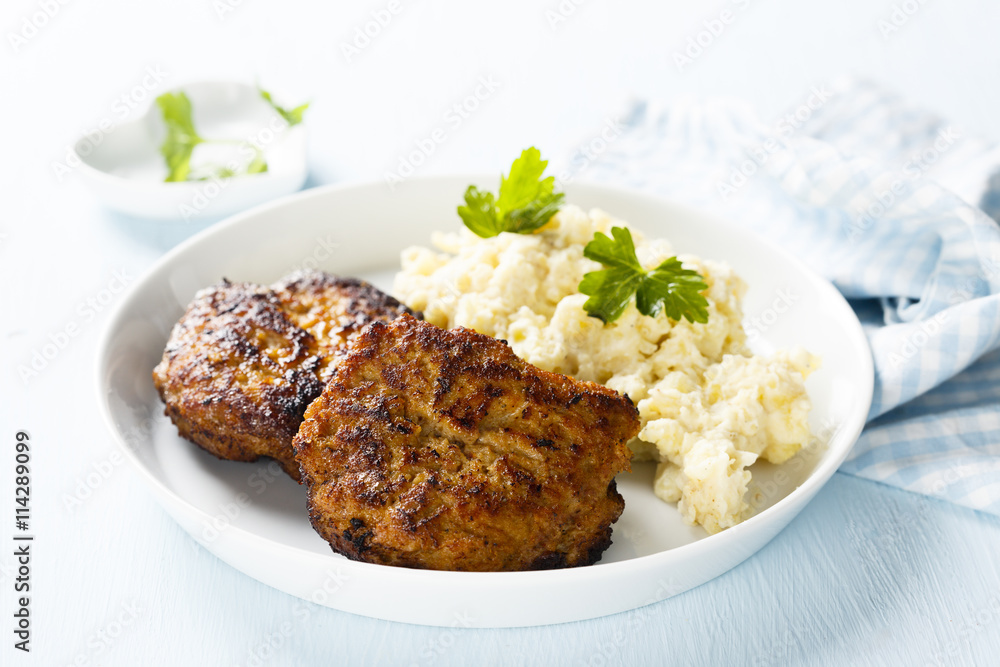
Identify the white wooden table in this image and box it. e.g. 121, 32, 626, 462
3, 1, 1000, 664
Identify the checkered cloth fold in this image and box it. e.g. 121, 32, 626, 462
566, 78, 1000, 515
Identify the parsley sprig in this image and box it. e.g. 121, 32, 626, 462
458, 147, 564, 237
156, 92, 205, 182
579, 226, 709, 324
258, 87, 310, 126
155, 87, 308, 183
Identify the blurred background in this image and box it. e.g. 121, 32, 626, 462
7, 0, 1000, 190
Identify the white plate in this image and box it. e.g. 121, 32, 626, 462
95, 177, 873, 627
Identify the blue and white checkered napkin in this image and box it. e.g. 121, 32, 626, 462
565, 78, 1000, 515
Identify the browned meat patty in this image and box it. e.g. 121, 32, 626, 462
152, 271, 417, 480
293, 314, 639, 571
272, 271, 414, 382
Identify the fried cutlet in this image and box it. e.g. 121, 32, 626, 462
293, 314, 639, 571
272, 271, 415, 381
152, 271, 417, 480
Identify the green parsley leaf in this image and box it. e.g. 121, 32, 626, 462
245, 146, 268, 174
156, 91, 203, 182
579, 226, 709, 324
458, 147, 564, 238
259, 87, 310, 126
457, 186, 500, 237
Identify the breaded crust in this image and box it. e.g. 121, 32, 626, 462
293, 314, 639, 571
152, 271, 418, 480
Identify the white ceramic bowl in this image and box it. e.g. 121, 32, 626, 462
75, 81, 308, 221
95, 177, 873, 627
